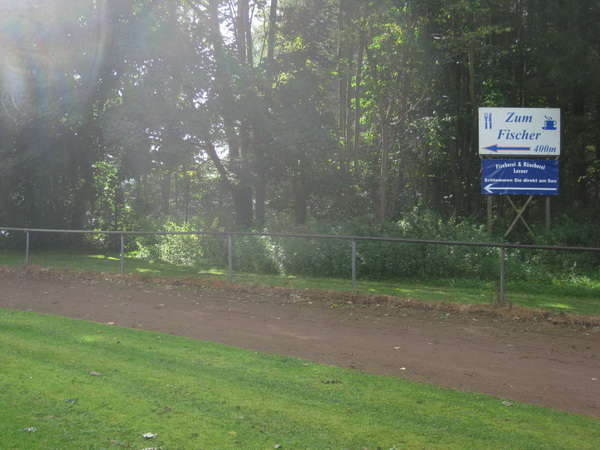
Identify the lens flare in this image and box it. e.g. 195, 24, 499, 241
0, 50, 31, 117
0, 0, 107, 126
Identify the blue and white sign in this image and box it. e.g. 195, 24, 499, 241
479, 107, 561, 156
481, 159, 559, 195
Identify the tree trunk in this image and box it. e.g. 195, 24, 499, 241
294, 172, 309, 225
160, 172, 171, 215
206, 0, 254, 227
70, 178, 92, 230
422, 143, 430, 206
365, 41, 392, 221
254, 0, 279, 224
337, 0, 357, 173
353, 34, 365, 176
379, 118, 390, 221
267, 0, 278, 62
203, 140, 253, 228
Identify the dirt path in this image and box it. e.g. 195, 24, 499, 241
1, 267, 599, 418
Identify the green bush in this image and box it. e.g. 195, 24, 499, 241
0, 230, 21, 250
502, 215, 600, 283
135, 222, 227, 269
232, 235, 280, 275
357, 211, 499, 280
129, 211, 599, 284
275, 235, 351, 278
270, 211, 499, 281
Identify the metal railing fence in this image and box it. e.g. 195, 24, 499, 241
2, 226, 600, 306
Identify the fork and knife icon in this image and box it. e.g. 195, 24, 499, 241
484, 112, 492, 129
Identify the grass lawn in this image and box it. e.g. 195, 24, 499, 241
2, 249, 600, 316
1, 309, 598, 449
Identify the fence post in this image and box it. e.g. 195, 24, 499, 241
25, 230, 30, 266
352, 239, 357, 292
499, 247, 506, 306
120, 234, 125, 274
228, 234, 233, 282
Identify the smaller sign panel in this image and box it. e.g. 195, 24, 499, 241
479, 107, 561, 156
481, 159, 559, 196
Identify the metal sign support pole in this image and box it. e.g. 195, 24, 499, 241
504, 195, 535, 238
351, 239, 357, 292
120, 234, 125, 274
487, 196, 493, 234
25, 230, 30, 266
228, 234, 233, 282
499, 247, 506, 306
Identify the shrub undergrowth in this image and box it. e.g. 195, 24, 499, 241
4, 210, 598, 284
128, 210, 600, 284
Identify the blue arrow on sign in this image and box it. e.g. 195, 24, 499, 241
483, 144, 531, 152
483, 185, 557, 194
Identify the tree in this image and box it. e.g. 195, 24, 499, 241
3, 0, 600, 238
0, 1, 113, 229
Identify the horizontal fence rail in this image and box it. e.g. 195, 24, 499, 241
2, 226, 600, 306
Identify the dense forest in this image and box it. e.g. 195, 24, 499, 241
1, 0, 599, 244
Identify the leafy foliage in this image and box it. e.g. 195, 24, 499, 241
128, 211, 598, 283
1, 0, 600, 273
135, 222, 227, 268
